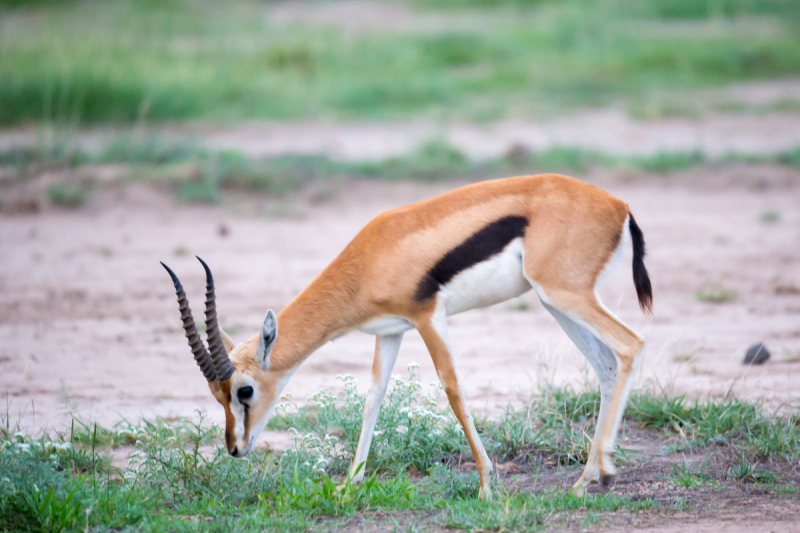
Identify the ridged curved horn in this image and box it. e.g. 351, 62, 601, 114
161, 262, 217, 382
197, 256, 235, 382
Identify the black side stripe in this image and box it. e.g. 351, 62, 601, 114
414, 215, 528, 302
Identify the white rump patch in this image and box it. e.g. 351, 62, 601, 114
596, 215, 630, 289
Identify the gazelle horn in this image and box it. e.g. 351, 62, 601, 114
197, 256, 236, 382
161, 262, 217, 382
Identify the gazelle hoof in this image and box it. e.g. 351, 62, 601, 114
601, 474, 616, 488
479, 486, 493, 500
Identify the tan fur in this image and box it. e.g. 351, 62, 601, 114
203, 174, 647, 497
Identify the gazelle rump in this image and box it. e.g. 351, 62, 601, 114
162, 173, 652, 499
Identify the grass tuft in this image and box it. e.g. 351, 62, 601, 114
5, 134, 800, 208
2, 379, 799, 531
47, 182, 90, 207
633, 151, 706, 174
696, 284, 738, 303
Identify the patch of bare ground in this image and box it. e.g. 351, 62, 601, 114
2, 163, 799, 531
263, 0, 512, 36
1, 161, 799, 426
265, 1, 421, 35
303, 428, 799, 531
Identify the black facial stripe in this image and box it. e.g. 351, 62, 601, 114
414, 215, 528, 302
243, 405, 250, 444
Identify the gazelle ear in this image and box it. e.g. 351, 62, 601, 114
255, 309, 278, 371
219, 327, 235, 354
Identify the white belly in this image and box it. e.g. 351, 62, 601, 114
440, 237, 531, 316
358, 315, 414, 336
358, 238, 530, 337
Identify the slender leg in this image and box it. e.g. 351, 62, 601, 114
538, 292, 644, 496
542, 302, 617, 494
348, 333, 403, 483
416, 307, 493, 499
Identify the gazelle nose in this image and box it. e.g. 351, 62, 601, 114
231, 446, 239, 457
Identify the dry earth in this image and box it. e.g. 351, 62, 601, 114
2, 162, 799, 532
324, 426, 800, 532
2, 108, 799, 162
1, 165, 799, 435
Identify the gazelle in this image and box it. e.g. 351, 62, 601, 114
162, 173, 652, 499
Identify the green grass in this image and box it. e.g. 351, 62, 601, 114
2, 375, 798, 531
4, 134, 799, 206
46, 182, 90, 207
628, 390, 800, 457
695, 284, 738, 303
1, 0, 800, 125
669, 459, 714, 488
633, 150, 706, 173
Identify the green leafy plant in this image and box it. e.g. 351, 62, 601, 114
47, 182, 90, 207
277, 365, 466, 475
696, 284, 738, 303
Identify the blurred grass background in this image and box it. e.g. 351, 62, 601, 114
1, 0, 799, 125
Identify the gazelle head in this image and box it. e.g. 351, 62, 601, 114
161, 257, 282, 458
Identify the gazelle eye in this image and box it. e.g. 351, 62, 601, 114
237, 386, 254, 401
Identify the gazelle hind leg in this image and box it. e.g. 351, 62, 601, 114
348, 333, 403, 483
541, 302, 618, 495
538, 292, 644, 496
416, 305, 493, 499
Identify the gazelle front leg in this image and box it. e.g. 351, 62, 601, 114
416, 308, 493, 499
348, 333, 403, 483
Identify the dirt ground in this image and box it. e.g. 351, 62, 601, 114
2, 163, 799, 434
3, 105, 800, 162
2, 159, 800, 531
325, 425, 800, 532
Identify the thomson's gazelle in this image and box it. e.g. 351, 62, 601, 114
162, 173, 652, 498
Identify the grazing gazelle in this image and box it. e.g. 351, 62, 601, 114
162, 173, 652, 499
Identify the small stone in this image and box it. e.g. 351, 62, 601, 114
744, 343, 770, 365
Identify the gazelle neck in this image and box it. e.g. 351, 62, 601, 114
268, 253, 367, 372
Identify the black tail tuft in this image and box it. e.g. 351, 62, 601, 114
628, 214, 653, 313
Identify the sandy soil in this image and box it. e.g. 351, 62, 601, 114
2, 164, 799, 437
194, 110, 800, 161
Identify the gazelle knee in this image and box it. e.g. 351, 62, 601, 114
442, 381, 462, 401
617, 337, 644, 370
